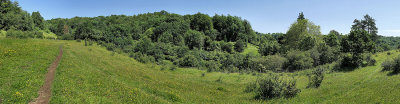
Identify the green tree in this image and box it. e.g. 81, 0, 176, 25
135, 37, 154, 54
31, 11, 45, 30
324, 30, 340, 47
351, 14, 378, 41
234, 40, 246, 52
283, 13, 321, 51
259, 41, 280, 56
297, 12, 305, 20
184, 30, 204, 49
190, 13, 213, 32
284, 50, 314, 71
221, 42, 234, 53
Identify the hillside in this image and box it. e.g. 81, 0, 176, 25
1, 39, 400, 103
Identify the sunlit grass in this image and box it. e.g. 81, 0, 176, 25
0, 30, 6, 38
0, 39, 60, 103
2, 39, 400, 103
242, 43, 259, 55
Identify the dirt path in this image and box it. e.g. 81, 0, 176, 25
29, 46, 63, 104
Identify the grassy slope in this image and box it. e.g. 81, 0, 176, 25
270, 50, 400, 103
50, 40, 258, 103
0, 39, 60, 103
2, 39, 400, 103
0, 30, 6, 38
242, 43, 259, 55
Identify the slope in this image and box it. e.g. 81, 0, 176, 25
1, 39, 400, 103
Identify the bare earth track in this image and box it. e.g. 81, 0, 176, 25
29, 46, 63, 104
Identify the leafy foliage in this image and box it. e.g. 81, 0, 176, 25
245, 73, 300, 99
234, 40, 246, 52
381, 55, 400, 74
307, 67, 324, 88
284, 50, 314, 71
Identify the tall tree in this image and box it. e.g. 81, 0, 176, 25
324, 30, 340, 47
351, 14, 378, 41
297, 12, 305, 20
284, 13, 321, 51
32, 11, 45, 30
190, 13, 213, 32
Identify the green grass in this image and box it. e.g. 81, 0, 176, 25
50, 40, 259, 103
0, 39, 60, 103
0, 30, 6, 38
40, 30, 57, 39
2, 39, 400, 103
242, 43, 259, 55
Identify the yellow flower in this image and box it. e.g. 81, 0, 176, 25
15, 91, 23, 97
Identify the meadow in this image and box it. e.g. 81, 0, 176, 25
1, 39, 400, 103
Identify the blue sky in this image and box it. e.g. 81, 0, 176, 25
13, 0, 400, 36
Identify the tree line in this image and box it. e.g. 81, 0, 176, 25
4, 0, 400, 100
1, 0, 392, 74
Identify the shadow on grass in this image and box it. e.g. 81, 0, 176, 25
333, 66, 357, 72
386, 71, 399, 76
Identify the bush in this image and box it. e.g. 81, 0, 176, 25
250, 55, 287, 72
221, 42, 233, 53
381, 59, 394, 71
33, 31, 43, 38
245, 73, 300, 99
0, 30, 6, 38
205, 60, 221, 72
307, 67, 324, 88
339, 53, 362, 68
6, 29, 27, 39
104, 42, 116, 51
131, 52, 155, 63
234, 40, 246, 52
362, 53, 376, 66
175, 54, 200, 67
284, 50, 314, 71
381, 55, 400, 74
209, 41, 220, 51
258, 41, 280, 56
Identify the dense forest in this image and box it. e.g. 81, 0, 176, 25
2, 0, 400, 100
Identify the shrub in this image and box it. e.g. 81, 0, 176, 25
307, 67, 324, 88
175, 54, 200, 67
284, 50, 314, 71
339, 53, 362, 68
6, 29, 26, 38
250, 55, 287, 72
0, 30, 6, 37
362, 53, 376, 66
88, 39, 94, 46
381, 59, 394, 71
33, 31, 43, 38
234, 40, 246, 52
381, 55, 400, 74
205, 60, 221, 72
245, 73, 300, 99
258, 41, 280, 56
184, 30, 204, 49
132, 52, 155, 63
209, 41, 221, 51
221, 42, 233, 53
104, 42, 116, 51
